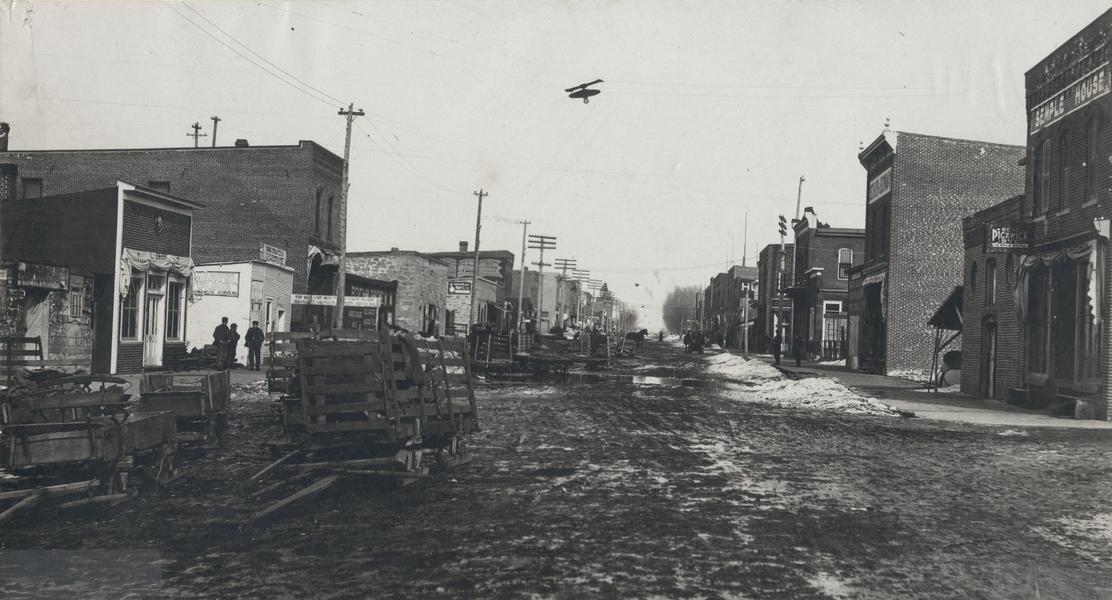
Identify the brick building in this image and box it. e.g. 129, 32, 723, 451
1, 177, 200, 374
345, 249, 448, 336
960, 195, 1026, 401
704, 265, 759, 347
426, 243, 515, 301
972, 7, 1112, 419
756, 243, 794, 352
855, 131, 1025, 376
786, 210, 863, 361
0, 137, 344, 329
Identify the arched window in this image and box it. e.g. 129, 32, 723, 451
837, 248, 853, 279
1033, 139, 1051, 215
327, 194, 335, 240
970, 261, 978, 296
985, 258, 997, 306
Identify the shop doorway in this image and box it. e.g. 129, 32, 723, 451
143, 274, 166, 368
23, 289, 51, 358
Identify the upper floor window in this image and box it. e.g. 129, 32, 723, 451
1033, 139, 1051, 215
1086, 115, 1102, 204
970, 261, 978, 296
21, 177, 42, 199
1058, 130, 1071, 210
837, 248, 854, 279
327, 194, 335, 241
314, 187, 323, 236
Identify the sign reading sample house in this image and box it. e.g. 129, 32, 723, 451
989, 225, 1031, 250
193, 271, 240, 296
1030, 62, 1110, 134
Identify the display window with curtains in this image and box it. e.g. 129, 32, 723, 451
1016, 240, 1102, 386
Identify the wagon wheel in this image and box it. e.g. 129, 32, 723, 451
215, 413, 229, 446
154, 445, 178, 487
101, 460, 130, 495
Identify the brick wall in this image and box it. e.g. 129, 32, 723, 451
0, 143, 343, 299
346, 251, 448, 334
961, 196, 1025, 401
885, 133, 1025, 374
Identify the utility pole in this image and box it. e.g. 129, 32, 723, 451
742, 281, 750, 359
572, 269, 590, 327
554, 258, 577, 327
187, 122, 207, 148
334, 103, 365, 329
789, 175, 805, 346
741, 211, 748, 267
466, 188, 488, 333
528, 234, 556, 332
210, 115, 221, 147
515, 219, 531, 334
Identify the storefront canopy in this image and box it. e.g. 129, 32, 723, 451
927, 286, 963, 331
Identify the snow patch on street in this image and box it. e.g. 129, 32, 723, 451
887, 369, 931, 383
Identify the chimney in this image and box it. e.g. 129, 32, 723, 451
459, 241, 468, 253
0, 123, 9, 152
234, 138, 249, 148
0, 164, 17, 203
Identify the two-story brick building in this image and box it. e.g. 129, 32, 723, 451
964, 8, 1112, 419
0, 135, 344, 330
787, 210, 864, 361
704, 265, 759, 347
855, 131, 1025, 376
1, 174, 201, 374
756, 243, 794, 352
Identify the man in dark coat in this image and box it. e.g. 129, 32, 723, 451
771, 331, 783, 365
226, 323, 241, 369
245, 320, 265, 371
212, 317, 231, 370
793, 334, 804, 367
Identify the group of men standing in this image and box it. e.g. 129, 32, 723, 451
211, 317, 266, 370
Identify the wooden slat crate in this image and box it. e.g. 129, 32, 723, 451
268, 332, 316, 393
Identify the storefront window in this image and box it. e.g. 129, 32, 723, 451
1026, 266, 1048, 374
120, 276, 143, 340
1077, 262, 1100, 380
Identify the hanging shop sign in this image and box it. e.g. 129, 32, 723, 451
448, 280, 472, 295
291, 294, 380, 307
259, 243, 287, 267
1030, 62, 1110, 134
16, 262, 68, 290
193, 271, 240, 297
988, 225, 1032, 250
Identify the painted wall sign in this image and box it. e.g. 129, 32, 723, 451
291, 294, 380, 307
17, 262, 68, 290
259, 243, 287, 266
448, 280, 472, 295
1030, 62, 1110, 134
193, 271, 240, 297
988, 225, 1031, 250
867, 168, 892, 204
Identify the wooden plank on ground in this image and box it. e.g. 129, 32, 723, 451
248, 475, 338, 524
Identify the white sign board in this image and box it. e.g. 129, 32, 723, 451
867, 167, 892, 204
448, 280, 472, 295
193, 271, 240, 297
259, 243, 287, 266
291, 294, 380, 307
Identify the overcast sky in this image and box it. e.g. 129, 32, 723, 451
3, 1, 1110, 330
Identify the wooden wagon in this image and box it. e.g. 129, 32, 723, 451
138, 371, 231, 444
243, 329, 479, 523
0, 374, 178, 526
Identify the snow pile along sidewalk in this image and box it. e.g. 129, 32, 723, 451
744, 377, 901, 416
704, 352, 782, 383
703, 352, 899, 416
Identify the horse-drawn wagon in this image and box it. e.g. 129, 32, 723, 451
138, 371, 231, 444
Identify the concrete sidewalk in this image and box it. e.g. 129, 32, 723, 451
754, 354, 1112, 430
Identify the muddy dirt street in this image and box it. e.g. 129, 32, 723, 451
4, 340, 1112, 598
